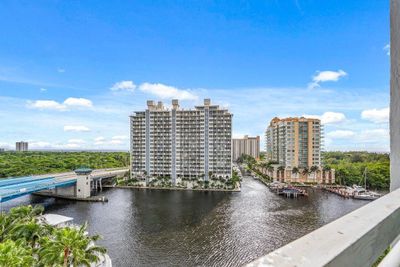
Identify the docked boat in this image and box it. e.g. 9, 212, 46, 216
352, 168, 381, 201
353, 192, 381, 200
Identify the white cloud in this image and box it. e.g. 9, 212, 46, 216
361, 107, 389, 123
28, 100, 66, 111
308, 70, 347, 89
68, 139, 85, 144
30, 141, 52, 149
139, 82, 198, 100
94, 136, 105, 142
112, 135, 128, 140
63, 97, 93, 108
40, 88, 47, 92
359, 129, 389, 142
57, 68, 65, 73
110, 80, 136, 92
63, 125, 90, 132
28, 97, 93, 111
327, 130, 355, 139
384, 44, 390, 56
303, 111, 346, 124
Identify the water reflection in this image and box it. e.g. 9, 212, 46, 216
2, 177, 367, 267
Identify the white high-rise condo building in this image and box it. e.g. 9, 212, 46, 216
16, 141, 28, 152
130, 99, 233, 185
266, 117, 323, 168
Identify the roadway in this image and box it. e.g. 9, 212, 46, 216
0, 168, 128, 203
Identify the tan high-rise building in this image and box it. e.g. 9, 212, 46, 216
232, 135, 260, 161
266, 117, 323, 168
16, 141, 28, 152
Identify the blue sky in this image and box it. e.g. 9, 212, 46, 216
0, 1, 390, 151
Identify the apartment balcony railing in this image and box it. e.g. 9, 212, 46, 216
247, 187, 400, 267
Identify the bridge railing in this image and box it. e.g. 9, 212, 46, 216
247, 187, 400, 267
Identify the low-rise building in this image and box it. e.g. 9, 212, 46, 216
232, 135, 260, 161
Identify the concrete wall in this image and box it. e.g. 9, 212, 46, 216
391, 0, 400, 191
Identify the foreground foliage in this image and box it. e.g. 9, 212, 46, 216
0, 205, 106, 267
0, 151, 129, 178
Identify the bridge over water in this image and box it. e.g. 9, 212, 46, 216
0, 168, 128, 203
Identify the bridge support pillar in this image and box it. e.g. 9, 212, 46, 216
76, 174, 91, 198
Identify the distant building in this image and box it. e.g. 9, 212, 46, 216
232, 135, 260, 161
266, 117, 322, 168
16, 141, 28, 152
130, 99, 233, 185
0, 148, 4, 152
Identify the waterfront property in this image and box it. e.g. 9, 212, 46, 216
265, 117, 335, 184
232, 135, 260, 162
130, 99, 233, 188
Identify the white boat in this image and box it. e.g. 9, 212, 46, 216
353, 192, 381, 200
352, 168, 381, 201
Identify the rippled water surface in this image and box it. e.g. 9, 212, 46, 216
3, 177, 367, 266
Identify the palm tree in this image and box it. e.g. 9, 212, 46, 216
310, 165, 319, 181
302, 167, 310, 177
8, 205, 44, 222
292, 167, 300, 179
0, 239, 34, 267
39, 222, 106, 267
277, 166, 285, 180
8, 219, 51, 248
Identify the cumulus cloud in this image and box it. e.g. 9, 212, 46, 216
139, 82, 198, 100
28, 97, 93, 111
327, 130, 355, 139
303, 111, 346, 124
63, 97, 93, 108
110, 81, 136, 92
361, 107, 389, 123
110, 135, 129, 145
308, 70, 347, 89
384, 44, 390, 56
359, 129, 389, 142
29, 100, 66, 111
63, 125, 90, 132
110, 80, 198, 100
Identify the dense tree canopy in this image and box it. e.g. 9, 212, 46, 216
0, 152, 129, 178
323, 151, 389, 190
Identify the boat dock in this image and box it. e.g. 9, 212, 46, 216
324, 187, 353, 198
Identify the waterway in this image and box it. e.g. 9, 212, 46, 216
2, 176, 368, 267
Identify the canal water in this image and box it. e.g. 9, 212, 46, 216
2, 177, 367, 267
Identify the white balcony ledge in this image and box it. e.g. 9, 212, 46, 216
247, 187, 400, 267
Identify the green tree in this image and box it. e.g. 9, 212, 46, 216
0, 240, 35, 267
39, 223, 106, 267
